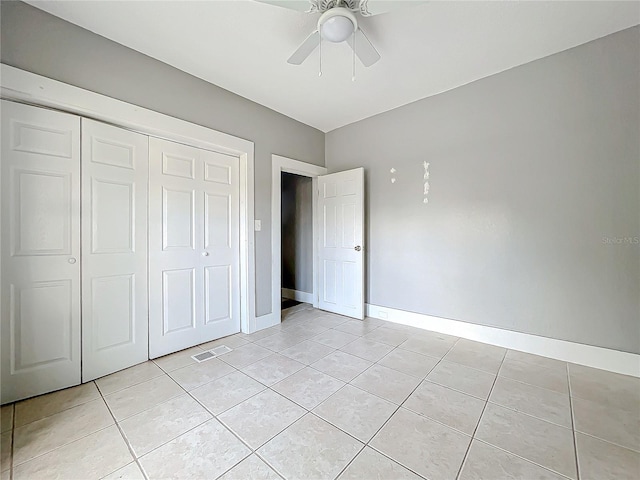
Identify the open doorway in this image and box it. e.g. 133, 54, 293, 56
268, 155, 327, 329
281, 172, 313, 310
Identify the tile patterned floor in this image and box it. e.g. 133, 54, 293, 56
1, 303, 638, 480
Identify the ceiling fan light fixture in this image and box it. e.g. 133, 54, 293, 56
321, 15, 354, 42
318, 8, 357, 43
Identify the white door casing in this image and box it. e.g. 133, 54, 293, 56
81, 119, 149, 381
317, 167, 365, 319
0, 100, 82, 403
149, 137, 240, 358
268, 154, 327, 331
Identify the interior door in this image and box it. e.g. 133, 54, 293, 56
81, 119, 149, 381
317, 168, 365, 319
0, 100, 81, 403
149, 138, 240, 358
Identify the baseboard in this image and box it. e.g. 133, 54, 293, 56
366, 304, 640, 378
281, 288, 314, 304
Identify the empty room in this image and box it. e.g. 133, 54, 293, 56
0, 1, 638, 479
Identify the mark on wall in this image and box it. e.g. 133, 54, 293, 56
423, 161, 430, 204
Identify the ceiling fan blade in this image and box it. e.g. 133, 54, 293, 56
346, 28, 380, 67
288, 30, 321, 65
359, 0, 427, 16
254, 1, 314, 13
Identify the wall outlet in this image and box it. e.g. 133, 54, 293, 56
378, 310, 388, 319
254, 220, 261, 231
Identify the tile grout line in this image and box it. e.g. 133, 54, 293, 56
108, 318, 361, 477
567, 364, 581, 480
335, 337, 463, 480
19, 312, 639, 480
116, 359, 258, 478
454, 346, 506, 480
211, 326, 406, 479
99, 369, 166, 398
469, 438, 576, 480
9, 391, 121, 473
112, 327, 578, 480
8, 386, 103, 430
493, 372, 571, 397
95, 381, 150, 480
10, 312, 607, 480
167, 362, 258, 455
10, 403, 15, 480
5, 319, 400, 477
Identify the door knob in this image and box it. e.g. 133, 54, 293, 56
354, 246, 362, 252
202, 252, 209, 257
68, 257, 77, 264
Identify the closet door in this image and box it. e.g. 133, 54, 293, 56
149, 138, 240, 358
0, 101, 81, 404
81, 119, 149, 381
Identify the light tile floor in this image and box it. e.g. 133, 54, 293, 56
1, 303, 639, 479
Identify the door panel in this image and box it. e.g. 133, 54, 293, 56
163, 187, 195, 249
149, 138, 240, 358
317, 168, 364, 319
12, 280, 73, 370
81, 119, 149, 381
205, 265, 231, 324
1, 100, 81, 403
91, 178, 134, 253
91, 274, 134, 349
162, 268, 196, 334
13, 169, 72, 255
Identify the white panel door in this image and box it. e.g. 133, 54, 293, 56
81, 119, 149, 381
149, 138, 240, 358
317, 168, 365, 319
0, 100, 81, 403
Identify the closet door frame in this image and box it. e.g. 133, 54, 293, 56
0, 64, 258, 335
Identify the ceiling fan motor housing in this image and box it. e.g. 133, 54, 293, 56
318, 8, 358, 43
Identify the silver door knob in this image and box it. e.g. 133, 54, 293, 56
202, 252, 209, 257
354, 246, 362, 252
68, 257, 77, 264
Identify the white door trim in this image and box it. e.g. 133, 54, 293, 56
265, 154, 326, 330
0, 64, 257, 334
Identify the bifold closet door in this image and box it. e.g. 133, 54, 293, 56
1, 100, 81, 404
149, 137, 240, 358
81, 119, 149, 381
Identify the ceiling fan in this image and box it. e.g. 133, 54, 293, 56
256, 0, 426, 68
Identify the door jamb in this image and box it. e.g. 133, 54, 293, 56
268, 154, 327, 329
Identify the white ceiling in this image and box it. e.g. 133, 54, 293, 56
27, 1, 639, 132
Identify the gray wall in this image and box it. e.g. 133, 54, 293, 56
326, 27, 640, 354
281, 173, 313, 294
0, 1, 325, 317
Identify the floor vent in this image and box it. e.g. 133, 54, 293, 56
191, 345, 233, 363
210, 345, 232, 356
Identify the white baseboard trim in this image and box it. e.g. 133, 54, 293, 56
366, 304, 640, 378
282, 288, 314, 304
